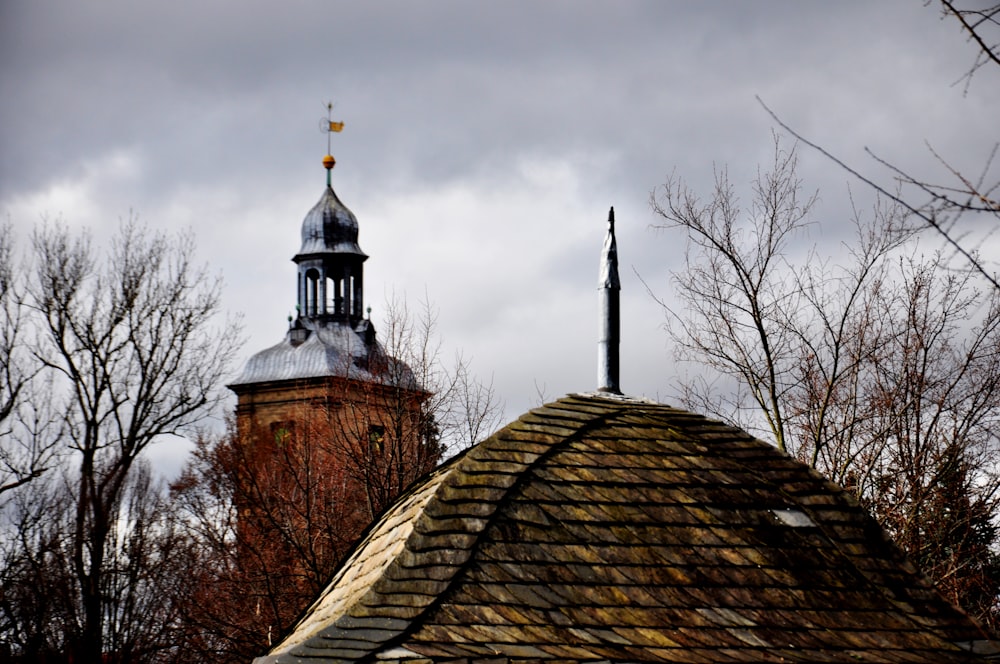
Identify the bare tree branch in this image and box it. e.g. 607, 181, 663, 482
757, 97, 1000, 292
936, 0, 1000, 89
0, 224, 63, 502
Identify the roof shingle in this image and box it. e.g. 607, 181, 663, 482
256, 393, 997, 663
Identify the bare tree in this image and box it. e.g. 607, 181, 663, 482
652, 138, 1000, 629
0, 223, 21, 432
0, 220, 241, 663
759, 2, 1000, 290
332, 295, 501, 518
651, 137, 910, 454
0, 224, 59, 497
858, 260, 1000, 622
0, 473, 70, 661
1, 462, 200, 663
169, 416, 365, 663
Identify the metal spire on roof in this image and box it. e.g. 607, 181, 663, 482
598, 206, 621, 394
320, 101, 344, 187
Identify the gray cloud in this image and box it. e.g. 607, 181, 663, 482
3, 1, 997, 474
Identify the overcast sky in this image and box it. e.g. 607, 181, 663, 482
3, 2, 998, 474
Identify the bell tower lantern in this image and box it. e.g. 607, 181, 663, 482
293, 153, 368, 326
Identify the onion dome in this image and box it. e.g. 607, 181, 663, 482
292, 156, 369, 325
297, 180, 367, 259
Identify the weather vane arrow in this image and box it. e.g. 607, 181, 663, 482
319, 102, 344, 147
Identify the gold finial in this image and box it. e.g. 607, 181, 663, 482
322, 154, 336, 170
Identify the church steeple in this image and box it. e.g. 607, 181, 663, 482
292, 153, 368, 328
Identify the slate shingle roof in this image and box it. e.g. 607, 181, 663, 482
255, 393, 996, 663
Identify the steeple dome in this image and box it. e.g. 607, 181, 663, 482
297, 177, 366, 258
293, 156, 368, 325
229, 153, 387, 388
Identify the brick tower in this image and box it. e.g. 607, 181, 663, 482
227, 147, 438, 547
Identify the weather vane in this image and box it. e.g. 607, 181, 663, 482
320, 101, 344, 155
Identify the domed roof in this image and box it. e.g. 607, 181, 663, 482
256, 393, 996, 663
297, 185, 367, 259
228, 320, 415, 389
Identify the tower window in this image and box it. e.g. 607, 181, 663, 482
271, 421, 296, 447
305, 269, 321, 316
368, 425, 385, 455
